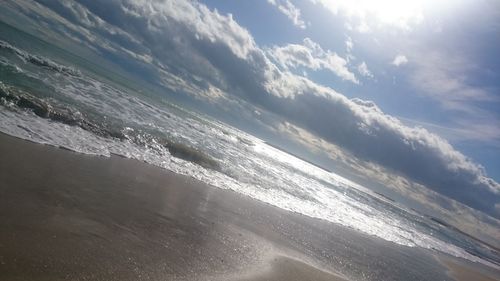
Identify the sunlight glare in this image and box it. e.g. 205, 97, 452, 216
318, 0, 449, 29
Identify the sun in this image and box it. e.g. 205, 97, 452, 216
317, 0, 447, 30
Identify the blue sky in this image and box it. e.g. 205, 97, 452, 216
2, 0, 499, 234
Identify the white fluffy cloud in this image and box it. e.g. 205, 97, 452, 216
357, 61, 373, 78
267, 0, 306, 29
392, 55, 408, 66
345, 36, 353, 52
268, 38, 359, 83
124, 0, 258, 60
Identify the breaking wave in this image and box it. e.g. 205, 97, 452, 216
0, 83, 220, 171
0, 40, 81, 77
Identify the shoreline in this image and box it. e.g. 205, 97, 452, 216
0, 132, 349, 281
0, 132, 498, 280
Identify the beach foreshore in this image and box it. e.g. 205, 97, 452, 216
0, 133, 498, 281
439, 256, 500, 281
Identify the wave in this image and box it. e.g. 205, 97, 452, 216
0, 83, 221, 172
0, 40, 81, 77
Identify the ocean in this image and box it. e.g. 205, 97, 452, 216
0, 18, 498, 273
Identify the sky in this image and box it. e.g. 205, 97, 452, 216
2, 0, 500, 234
201, 0, 500, 176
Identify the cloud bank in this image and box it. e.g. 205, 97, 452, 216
24, 0, 500, 217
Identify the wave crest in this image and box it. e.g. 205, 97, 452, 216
0, 40, 81, 77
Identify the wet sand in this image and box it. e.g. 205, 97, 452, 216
237, 256, 346, 281
440, 257, 500, 281
0, 133, 498, 281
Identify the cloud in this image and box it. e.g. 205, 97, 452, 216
345, 36, 353, 52
25, 0, 500, 217
267, 0, 306, 29
410, 51, 496, 112
344, 36, 355, 62
392, 55, 408, 66
406, 49, 500, 147
262, 82, 500, 214
400, 117, 500, 145
277, 121, 500, 248
357, 61, 373, 78
268, 38, 359, 83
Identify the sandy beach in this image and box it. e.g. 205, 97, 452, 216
0, 133, 498, 281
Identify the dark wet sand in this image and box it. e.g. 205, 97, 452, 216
0, 133, 498, 281
439, 257, 500, 281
